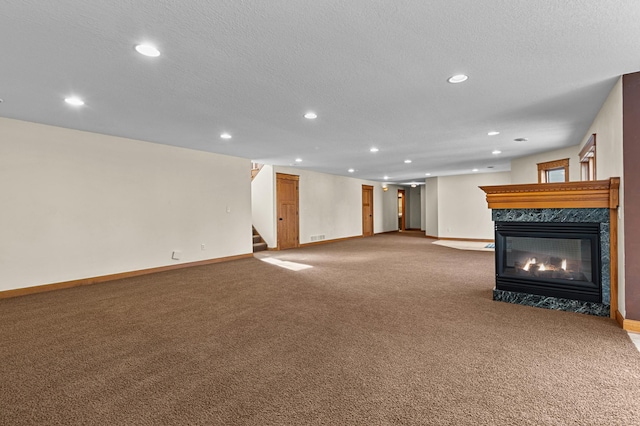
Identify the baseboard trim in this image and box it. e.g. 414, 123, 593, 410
427, 236, 495, 243
300, 235, 363, 248
615, 310, 640, 332
0, 253, 253, 300
625, 319, 640, 333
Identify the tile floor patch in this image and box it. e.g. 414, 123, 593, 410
628, 332, 640, 353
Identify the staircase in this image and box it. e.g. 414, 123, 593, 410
252, 227, 267, 253
251, 162, 263, 180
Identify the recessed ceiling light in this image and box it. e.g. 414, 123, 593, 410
514, 137, 528, 142
348, 168, 355, 173
135, 44, 160, 57
370, 147, 379, 153
425, 173, 431, 176
220, 133, 232, 139
64, 96, 85, 106
404, 159, 412, 164
488, 131, 500, 136
383, 176, 389, 180
304, 111, 317, 119
492, 150, 502, 155
472, 168, 479, 172
295, 158, 302, 162
448, 74, 468, 84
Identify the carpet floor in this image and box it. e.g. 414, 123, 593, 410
1, 232, 639, 425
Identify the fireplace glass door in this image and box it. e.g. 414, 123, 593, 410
495, 222, 601, 302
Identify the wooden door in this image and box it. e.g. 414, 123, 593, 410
398, 189, 406, 231
362, 185, 374, 236
276, 173, 299, 250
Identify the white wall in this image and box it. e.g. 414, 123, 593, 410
577, 77, 625, 315
251, 165, 276, 248
0, 118, 252, 292
273, 167, 394, 244
424, 177, 439, 237
437, 172, 512, 240
510, 145, 581, 184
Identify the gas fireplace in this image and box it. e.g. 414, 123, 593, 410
495, 222, 601, 302
480, 179, 619, 317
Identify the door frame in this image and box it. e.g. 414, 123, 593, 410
362, 185, 374, 237
276, 173, 300, 250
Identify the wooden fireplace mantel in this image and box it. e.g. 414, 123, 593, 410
479, 178, 620, 210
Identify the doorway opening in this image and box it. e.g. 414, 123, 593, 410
398, 189, 406, 231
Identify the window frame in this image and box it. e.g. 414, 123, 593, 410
579, 134, 596, 181
537, 158, 570, 183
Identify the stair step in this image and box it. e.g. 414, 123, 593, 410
253, 242, 268, 252
253, 235, 262, 243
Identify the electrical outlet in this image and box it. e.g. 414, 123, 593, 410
201, 244, 206, 250
172, 250, 181, 260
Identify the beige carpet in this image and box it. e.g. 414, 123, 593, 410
1, 232, 639, 425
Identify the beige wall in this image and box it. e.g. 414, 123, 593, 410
510, 145, 581, 184
273, 167, 394, 244
582, 78, 623, 182
381, 185, 402, 232
577, 77, 625, 315
251, 165, 276, 248
0, 118, 252, 292
407, 186, 422, 229
437, 172, 512, 240
424, 177, 439, 237
420, 184, 426, 231
508, 78, 625, 315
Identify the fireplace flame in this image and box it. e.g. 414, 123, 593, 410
520, 258, 569, 273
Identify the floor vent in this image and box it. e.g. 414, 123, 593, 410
310, 234, 326, 242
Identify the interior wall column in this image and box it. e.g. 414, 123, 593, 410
623, 71, 640, 322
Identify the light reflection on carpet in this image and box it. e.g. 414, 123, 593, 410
259, 257, 313, 271
432, 240, 494, 251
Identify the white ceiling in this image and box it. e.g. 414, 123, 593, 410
2, 1, 639, 183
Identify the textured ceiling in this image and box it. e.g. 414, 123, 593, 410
2, 0, 640, 183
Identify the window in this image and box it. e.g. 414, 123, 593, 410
579, 134, 596, 181
537, 158, 569, 183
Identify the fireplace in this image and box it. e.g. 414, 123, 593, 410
495, 222, 601, 303
479, 179, 619, 317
